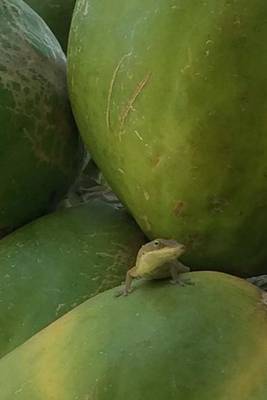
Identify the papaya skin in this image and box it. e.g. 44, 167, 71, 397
0, 272, 267, 399
68, 0, 267, 276
0, 200, 146, 358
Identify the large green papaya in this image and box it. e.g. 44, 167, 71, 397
1, 272, 267, 399
24, 0, 76, 51
0, 0, 83, 237
68, 0, 267, 276
0, 200, 145, 358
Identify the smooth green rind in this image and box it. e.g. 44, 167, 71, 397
1, 272, 267, 399
0, 0, 84, 236
68, 0, 267, 275
0, 200, 145, 358
25, 0, 76, 52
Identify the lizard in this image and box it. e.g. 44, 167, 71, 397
117, 238, 191, 296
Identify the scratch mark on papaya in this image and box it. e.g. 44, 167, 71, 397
144, 191, 150, 201
134, 130, 143, 141
119, 72, 151, 130
141, 215, 152, 231
106, 52, 132, 131
56, 303, 66, 316
152, 155, 162, 167
181, 47, 193, 74
96, 252, 114, 258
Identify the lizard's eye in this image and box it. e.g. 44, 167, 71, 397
154, 240, 159, 247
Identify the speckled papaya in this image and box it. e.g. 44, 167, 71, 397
68, 0, 267, 276
0, 0, 84, 237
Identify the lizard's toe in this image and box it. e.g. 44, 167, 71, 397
114, 289, 124, 298
169, 279, 186, 286
124, 287, 133, 296
183, 278, 195, 285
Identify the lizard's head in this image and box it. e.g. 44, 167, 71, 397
139, 239, 186, 268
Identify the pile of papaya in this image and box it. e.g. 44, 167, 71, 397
0, 1, 267, 399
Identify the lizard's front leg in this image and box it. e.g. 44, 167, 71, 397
115, 267, 137, 297
124, 269, 134, 295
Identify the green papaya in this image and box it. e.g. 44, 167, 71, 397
0, 200, 145, 358
0, 0, 83, 237
0, 272, 267, 399
24, 0, 76, 52
68, 0, 267, 276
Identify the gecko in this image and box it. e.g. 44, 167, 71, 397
117, 238, 191, 296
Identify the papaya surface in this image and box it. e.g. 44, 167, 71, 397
0, 0, 83, 237
68, 0, 267, 276
0, 272, 267, 399
25, 0, 76, 51
0, 200, 145, 358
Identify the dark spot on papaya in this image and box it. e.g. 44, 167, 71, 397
11, 81, 20, 91
151, 155, 161, 167
173, 200, 186, 217
185, 233, 202, 251
208, 196, 229, 213
11, 45, 20, 52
